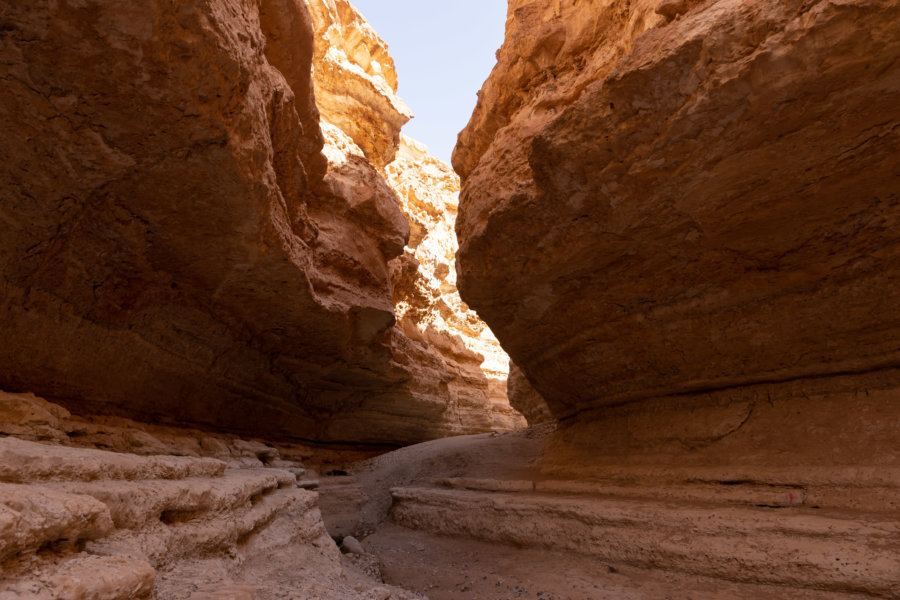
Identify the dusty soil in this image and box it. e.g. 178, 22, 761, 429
364, 522, 872, 600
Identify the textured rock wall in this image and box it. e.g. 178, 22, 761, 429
0, 0, 521, 445
384, 137, 525, 436
307, 0, 412, 168
507, 361, 553, 425
454, 0, 900, 421
0, 0, 408, 442
305, 0, 525, 442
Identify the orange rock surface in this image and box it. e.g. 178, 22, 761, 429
455, 0, 900, 419
0, 0, 522, 445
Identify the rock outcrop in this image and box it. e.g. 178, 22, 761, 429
454, 0, 900, 420
448, 1, 900, 594
0, 0, 521, 445
310, 422, 900, 598
302, 0, 525, 442
0, 390, 417, 599
307, 0, 412, 168
383, 137, 525, 437
0, 0, 405, 443
507, 361, 553, 425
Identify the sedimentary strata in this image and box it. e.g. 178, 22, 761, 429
454, 0, 900, 418
448, 1, 900, 593
0, 0, 521, 445
0, 390, 415, 599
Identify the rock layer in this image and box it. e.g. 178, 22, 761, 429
307, 0, 412, 168
454, 0, 900, 419
303, 0, 525, 442
0, 0, 520, 445
0, 391, 417, 600
384, 137, 526, 436
310, 422, 899, 598
0, 0, 407, 442
450, 3, 900, 592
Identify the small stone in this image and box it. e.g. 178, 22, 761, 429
368, 587, 391, 600
342, 535, 366, 555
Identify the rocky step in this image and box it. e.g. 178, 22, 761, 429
0, 437, 225, 483
366, 521, 877, 600
435, 476, 900, 514
436, 477, 807, 510
102, 487, 316, 564
0, 436, 327, 598
390, 486, 900, 598
41, 468, 296, 529
1, 469, 304, 567
0, 483, 113, 561
0, 554, 156, 600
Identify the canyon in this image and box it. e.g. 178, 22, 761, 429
1, 0, 898, 598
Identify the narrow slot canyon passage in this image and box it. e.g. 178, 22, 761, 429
0, 0, 898, 599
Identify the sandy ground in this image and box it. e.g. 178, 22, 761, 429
363, 522, 875, 600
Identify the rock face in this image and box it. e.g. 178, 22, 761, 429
383, 137, 525, 437
507, 361, 553, 425
0, 0, 520, 445
307, 0, 412, 168
450, 2, 900, 591
0, 390, 418, 600
0, 0, 404, 442
302, 0, 524, 442
454, 0, 900, 420
311, 420, 900, 597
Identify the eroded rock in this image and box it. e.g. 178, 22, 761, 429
304, 7, 525, 442
0, 391, 418, 600
307, 0, 412, 167
0, 0, 419, 443
507, 361, 553, 425
454, 0, 900, 420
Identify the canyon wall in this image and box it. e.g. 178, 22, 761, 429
507, 361, 553, 424
383, 136, 526, 437
0, 0, 400, 442
451, 8, 900, 590
454, 0, 900, 459
0, 0, 521, 445
305, 0, 524, 441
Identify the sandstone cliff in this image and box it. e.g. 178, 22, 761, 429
307, 0, 412, 168
0, 0, 406, 442
452, 1, 900, 580
455, 0, 900, 419
384, 137, 525, 436
0, 0, 521, 445
304, 0, 524, 441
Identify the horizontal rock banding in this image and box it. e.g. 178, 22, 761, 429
454, 0, 900, 418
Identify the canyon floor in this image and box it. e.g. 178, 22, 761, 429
318, 426, 894, 600
0, 391, 896, 598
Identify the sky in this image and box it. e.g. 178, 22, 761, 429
350, 1, 508, 165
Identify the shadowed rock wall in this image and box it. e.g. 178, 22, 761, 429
0, 0, 523, 446
454, 0, 900, 420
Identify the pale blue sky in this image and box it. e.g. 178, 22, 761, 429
350, 1, 508, 165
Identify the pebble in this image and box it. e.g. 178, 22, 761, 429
342, 535, 366, 555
